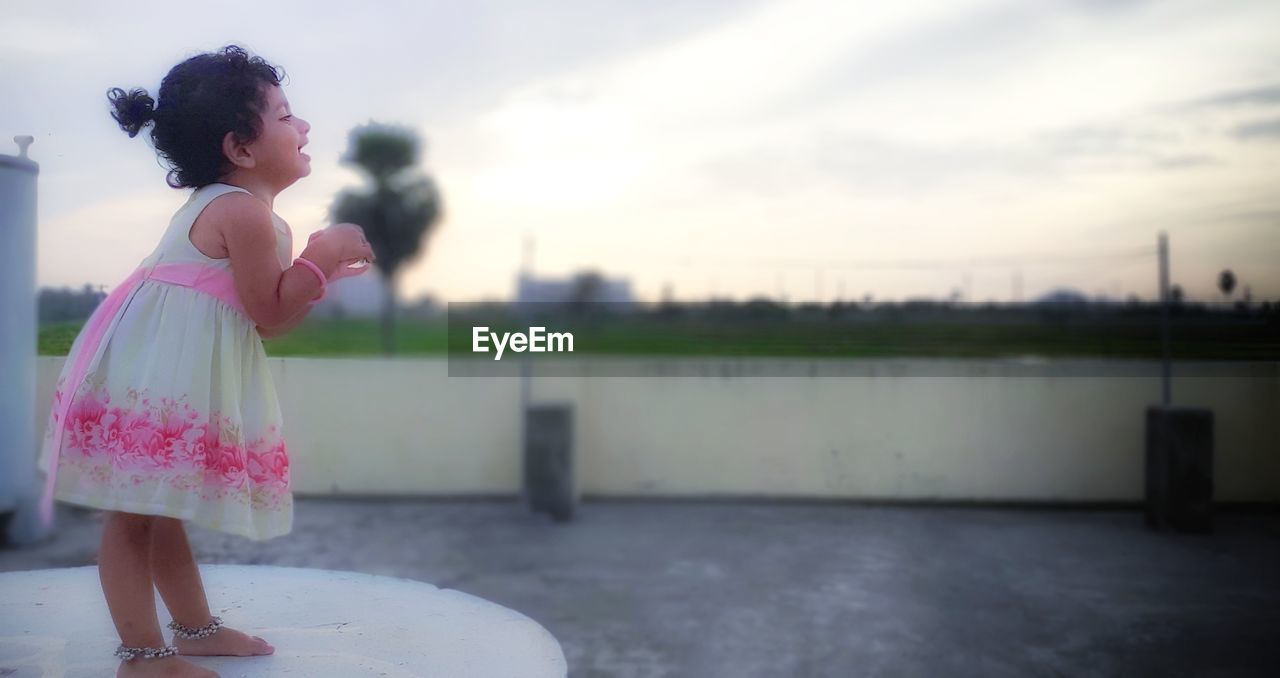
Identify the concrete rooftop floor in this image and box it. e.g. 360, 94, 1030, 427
2, 498, 1278, 678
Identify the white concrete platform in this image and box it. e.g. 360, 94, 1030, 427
0, 565, 567, 677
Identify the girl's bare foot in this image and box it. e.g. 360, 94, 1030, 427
175, 626, 274, 657
117, 655, 219, 677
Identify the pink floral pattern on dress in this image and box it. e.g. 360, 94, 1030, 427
50, 379, 290, 510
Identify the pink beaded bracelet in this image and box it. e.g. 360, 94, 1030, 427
293, 256, 327, 302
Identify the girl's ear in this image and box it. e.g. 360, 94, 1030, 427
222, 131, 256, 170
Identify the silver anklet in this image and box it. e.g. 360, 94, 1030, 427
114, 644, 178, 661
168, 615, 224, 640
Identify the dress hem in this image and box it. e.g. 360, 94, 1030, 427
54, 493, 292, 542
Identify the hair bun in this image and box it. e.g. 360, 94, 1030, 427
107, 87, 156, 138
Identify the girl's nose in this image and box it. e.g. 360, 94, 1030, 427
299, 118, 312, 134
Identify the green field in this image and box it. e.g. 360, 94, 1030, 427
38, 317, 449, 357
37, 313, 1280, 361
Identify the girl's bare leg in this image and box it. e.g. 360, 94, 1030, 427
99, 511, 217, 677
150, 517, 273, 657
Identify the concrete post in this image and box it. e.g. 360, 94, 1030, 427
524, 404, 576, 522
1145, 406, 1214, 533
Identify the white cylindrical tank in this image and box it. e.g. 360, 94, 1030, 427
0, 136, 48, 544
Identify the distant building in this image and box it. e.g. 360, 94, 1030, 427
1033, 288, 1090, 305
514, 271, 633, 304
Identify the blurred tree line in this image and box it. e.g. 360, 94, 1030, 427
37, 284, 105, 323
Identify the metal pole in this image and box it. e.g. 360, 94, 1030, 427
518, 235, 533, 506
518, 301, 532, 511
1158, 232, 1171, 406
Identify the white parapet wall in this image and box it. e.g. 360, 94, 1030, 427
34, 356, 1280, 503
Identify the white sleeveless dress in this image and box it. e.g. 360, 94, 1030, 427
37, 183, 294, 540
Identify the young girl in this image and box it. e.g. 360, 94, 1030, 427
36, 45, 375, 677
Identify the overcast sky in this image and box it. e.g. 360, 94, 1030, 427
4, 0, 1279, 303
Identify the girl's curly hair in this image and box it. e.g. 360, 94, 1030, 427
108, 44, 286, 188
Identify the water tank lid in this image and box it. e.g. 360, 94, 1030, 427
0, 136, 39, 173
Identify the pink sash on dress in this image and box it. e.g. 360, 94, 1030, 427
39, 262, 249, 525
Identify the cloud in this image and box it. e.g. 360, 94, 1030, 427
1151, 154, 1218, 169
697, 109, 1228, 199
1232, 117, 1280, 140
1212, 207, 1280, 224
1037, 125, 1178, 156
0, 18, 97, 57
1175, 82, 1280, 111
806, 2, 1058, 102
1058, 0, 1152, 11
1033, 122, 1220, 172
699, 132, 1044, 196
464, 0, 1275, 212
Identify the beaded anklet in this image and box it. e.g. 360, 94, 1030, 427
115, 644, 178, 661
168, 615, 224, 640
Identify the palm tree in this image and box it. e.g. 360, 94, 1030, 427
331, 122, 443, 354
1218, 269, 1236, 310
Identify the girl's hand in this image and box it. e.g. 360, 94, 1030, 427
302, 223, 376, 280
329, 256, 373, 281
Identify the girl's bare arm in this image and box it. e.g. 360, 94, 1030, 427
256, 302, 312, 339
216, 193, 339, 328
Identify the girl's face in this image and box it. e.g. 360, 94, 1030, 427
245, 84, 311, 188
